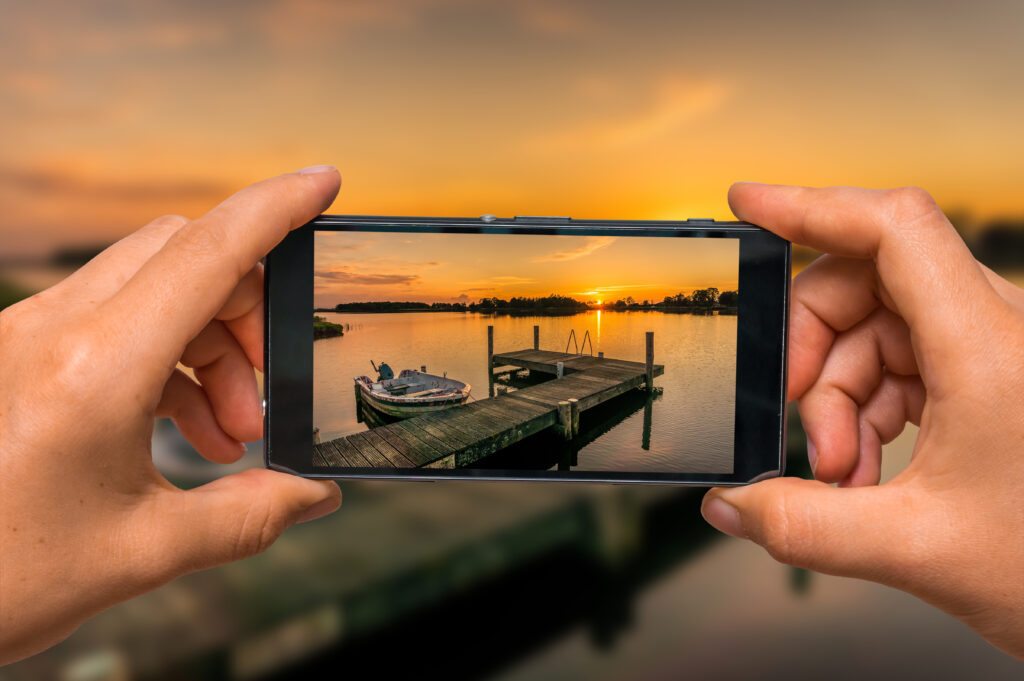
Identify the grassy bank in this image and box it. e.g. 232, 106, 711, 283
314, 315, 345, 340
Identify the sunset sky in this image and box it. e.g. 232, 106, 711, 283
2, 1, 1023, 258
314, 231, 737, 306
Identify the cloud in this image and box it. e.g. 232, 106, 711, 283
572, 284, 655, 295
489, 275, 537, 284
316, 241, 369, 254
532, 236, 615, 262
532, 78, 732, 151
515, 1, 593, 35
0, 167, 230, 202
252, 0, 473, 45
458, 274, 537, 295
316, 269, 420, 286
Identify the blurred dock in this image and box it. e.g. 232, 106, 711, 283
6, 480, 689, 681
313, 328, 663, 469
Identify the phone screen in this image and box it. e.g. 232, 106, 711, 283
311, 230, 740, 475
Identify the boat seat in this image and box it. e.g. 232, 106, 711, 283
404, 388, 446, 398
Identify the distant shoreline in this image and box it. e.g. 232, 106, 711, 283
314, 306, 738, 315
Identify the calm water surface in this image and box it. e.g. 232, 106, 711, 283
314, 310, 736, 473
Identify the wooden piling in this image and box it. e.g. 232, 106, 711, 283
568, 398, 580, 436
645, 332, 654, 391
533, 325, 540, 350
557, 401, 572, 440
642, 396, 652, 450
421, 365, 427, 373
313, 427, 321, 445
598, 351, 604, 359
487, 325, 495, 398
556, 361, 564, 379
354, 381, 364, 423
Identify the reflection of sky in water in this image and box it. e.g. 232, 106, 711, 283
314, 310, 735, 473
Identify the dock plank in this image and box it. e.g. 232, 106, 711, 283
362, 429, 415, 467
348, 432, 395, 468
333, 436, 373, 467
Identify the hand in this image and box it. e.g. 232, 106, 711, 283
701, 183, 1024, 659
0, 167, 344, 665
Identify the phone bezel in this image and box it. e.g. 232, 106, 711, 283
265, 215, 790, 485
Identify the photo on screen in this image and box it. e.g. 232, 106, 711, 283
312, 231, 738, 474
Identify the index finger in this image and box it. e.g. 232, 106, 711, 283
729, 183, 1004, 389
103, 166, 340, 375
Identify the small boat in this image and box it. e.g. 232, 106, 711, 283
354, 365, 471, 419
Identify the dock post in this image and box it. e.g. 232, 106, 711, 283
533, 325, 539, 350
642, 395, 652, 450
645, 331, 654, 392
557, 401, 572, 440
568, 398, 580, 436
313, 427, 321, 445
421, 365, 427, 373
354, 381, 364, 423
487, 325, 495, 398
556, 361, 564, 379
598, 351, 604, 359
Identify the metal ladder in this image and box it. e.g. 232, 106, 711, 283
564, 329, 594, 356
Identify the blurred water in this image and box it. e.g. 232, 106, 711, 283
314, 310, 736, 473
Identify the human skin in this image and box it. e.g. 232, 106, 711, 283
3, 175, 1022, 665
702, 183, 1024, 660
0, 167, 344, 665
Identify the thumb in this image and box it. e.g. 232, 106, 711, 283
701, 477, 917, 580
152, 469, 342, 577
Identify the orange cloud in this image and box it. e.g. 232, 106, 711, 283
532, 78, 732, 151
532, 236, 616, 262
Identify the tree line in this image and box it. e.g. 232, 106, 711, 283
605, 288, 738, 310
330, 294, 589, 313
327, 289, 737, 313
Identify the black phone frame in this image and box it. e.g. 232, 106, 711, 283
265, 215, 790, 486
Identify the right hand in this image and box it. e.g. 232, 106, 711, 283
701, 184, 1024, 659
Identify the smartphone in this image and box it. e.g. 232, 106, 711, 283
264, 215, 790, 485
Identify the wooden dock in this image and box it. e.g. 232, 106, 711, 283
314, 330, 664, 469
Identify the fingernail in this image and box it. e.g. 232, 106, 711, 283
296, 496, 341, 524
701, 495, 747, 539
806, 439, 818, 476
296, 164, 337, 175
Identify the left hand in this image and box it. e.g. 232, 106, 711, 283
0, 167, 344, 665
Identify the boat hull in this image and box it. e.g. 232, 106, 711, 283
354, 370, 471, 420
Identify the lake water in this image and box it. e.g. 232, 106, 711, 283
314, 310, 737, 473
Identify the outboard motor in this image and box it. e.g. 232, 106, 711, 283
370, 360, 394, 382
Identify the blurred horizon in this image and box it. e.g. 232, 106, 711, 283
3, 0, 1024, 259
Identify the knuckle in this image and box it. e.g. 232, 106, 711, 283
169, 219, 226, 261
146, 214, 190, 238
47, 322, 105, 391
235, 500, 284, 559
885, 186, 942, 228
232, 474, 286, 559
757, 491, 799, 564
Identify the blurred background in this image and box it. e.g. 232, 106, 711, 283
2, 0, 1024, 679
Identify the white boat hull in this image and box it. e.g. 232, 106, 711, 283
354, 369, 471, 419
